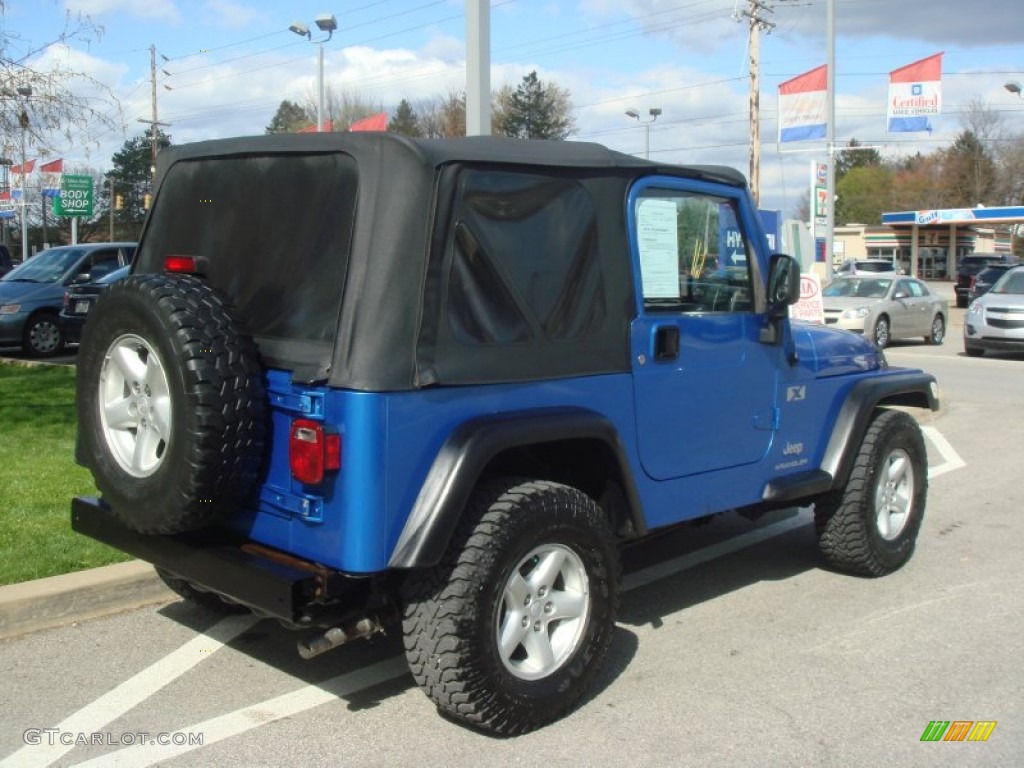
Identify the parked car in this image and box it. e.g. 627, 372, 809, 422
0, 244, 14, 277
0, 242, 136, 356
968, 264, 1018, 304
955, 252, 1015, 308
60, 264, 131, 344
835, 258, 899, 277
964, 265, 1024, 357
71, 133, 937, 736
822, 275, 948, 348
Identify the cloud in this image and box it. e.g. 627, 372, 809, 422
66, 0, 179, 23
202, 0, 265, 29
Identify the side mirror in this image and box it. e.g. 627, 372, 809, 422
766, 254, 800, 319
70, 273, 92, 285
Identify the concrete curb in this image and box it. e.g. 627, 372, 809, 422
0, 561, 175, 641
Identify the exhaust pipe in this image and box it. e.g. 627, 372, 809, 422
297, 615, 383, 659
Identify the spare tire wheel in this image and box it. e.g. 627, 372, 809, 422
77, 274, 266, 534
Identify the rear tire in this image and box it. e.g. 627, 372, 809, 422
156, 568, 249, 614
401, 478, 619, 735
814, 409, 927, 577
927, 315, 945, 345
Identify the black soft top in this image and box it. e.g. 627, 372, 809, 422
137, 133, 747, 390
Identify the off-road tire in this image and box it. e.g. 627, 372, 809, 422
24, 312, 63, 357
77, 274, 266, 534
814, 409, 927, 577
401, 478, 619, 736
156, 568, 249, 614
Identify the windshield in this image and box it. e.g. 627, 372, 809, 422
824, 278, 892, 299
856, 262, 894, 273
0, 247, 84, 284
991, 270, 1024, 295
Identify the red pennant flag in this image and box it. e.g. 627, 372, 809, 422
349, 113, 388, 132
40, 158, 64, 173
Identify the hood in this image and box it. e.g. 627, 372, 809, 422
792, 321, 885, 377
0, 279, 63, 306
822, 296, 880, 311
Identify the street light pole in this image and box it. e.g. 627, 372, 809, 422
289, 14, 338, 132
625, 107, 662, 160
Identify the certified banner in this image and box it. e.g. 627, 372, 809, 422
887, 53, 943, 133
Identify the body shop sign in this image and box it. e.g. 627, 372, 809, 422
54, 174, 94, 217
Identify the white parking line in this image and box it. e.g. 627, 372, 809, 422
73, 657, 410, 768
922, 425, 967, 479
0, 614, 258, 768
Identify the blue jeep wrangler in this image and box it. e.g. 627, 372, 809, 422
72, 133, 937, 735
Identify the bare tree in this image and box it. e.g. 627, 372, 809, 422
1, 5, 122, 157
303, 86, 383, 131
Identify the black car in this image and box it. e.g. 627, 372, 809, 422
60, 264, 131, 344
0, 244, 13, 277
955, 253, 1015, 308
968, 263, 1018, 304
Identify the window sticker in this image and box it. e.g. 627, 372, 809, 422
636, 198, 679, 299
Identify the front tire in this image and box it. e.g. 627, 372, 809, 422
814, 409, 927, 577
24, 312, 63, 357
401, 478, 619, 735
873, 316, 890, 349
964, 343, 984, 357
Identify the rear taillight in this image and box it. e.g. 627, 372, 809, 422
289, 419, 341, 485
164, 255, 196, 274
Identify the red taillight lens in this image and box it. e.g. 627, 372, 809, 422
164, 255, 196, 274
289, 419, 341, 484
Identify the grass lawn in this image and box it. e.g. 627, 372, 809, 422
0, 362, 131, 585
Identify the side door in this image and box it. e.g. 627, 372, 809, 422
628, 177, 781, 481
890, 277, 922, 337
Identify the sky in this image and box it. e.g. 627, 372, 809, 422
3, 0, 1023, 217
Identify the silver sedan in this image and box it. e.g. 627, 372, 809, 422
822, 276, 948, 348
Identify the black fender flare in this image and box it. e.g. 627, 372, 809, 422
387, 407, 645, 569
762, 371, 939, 503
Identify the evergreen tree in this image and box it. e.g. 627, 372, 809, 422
835, 138, 883, 180
105, 131, 171, 241
496, 71, 575, 140
387, 99, 422, 137
266, 100, 312, 133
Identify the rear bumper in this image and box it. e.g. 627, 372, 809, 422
71, 496, 318, 622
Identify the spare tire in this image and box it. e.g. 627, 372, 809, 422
77, 274, 266, 534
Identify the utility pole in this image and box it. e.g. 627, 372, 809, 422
138, 45, 170, 184
735, 1, 776, 207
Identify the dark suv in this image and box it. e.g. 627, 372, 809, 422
956, 252, 1015, 307
72, 133, 938, 735
969, 263, 1018, 304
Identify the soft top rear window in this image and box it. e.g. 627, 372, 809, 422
135, 152, 358, 375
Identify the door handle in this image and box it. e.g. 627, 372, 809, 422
654, 326, 680, 361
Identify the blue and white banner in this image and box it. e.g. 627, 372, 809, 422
778, 65, 827, 143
